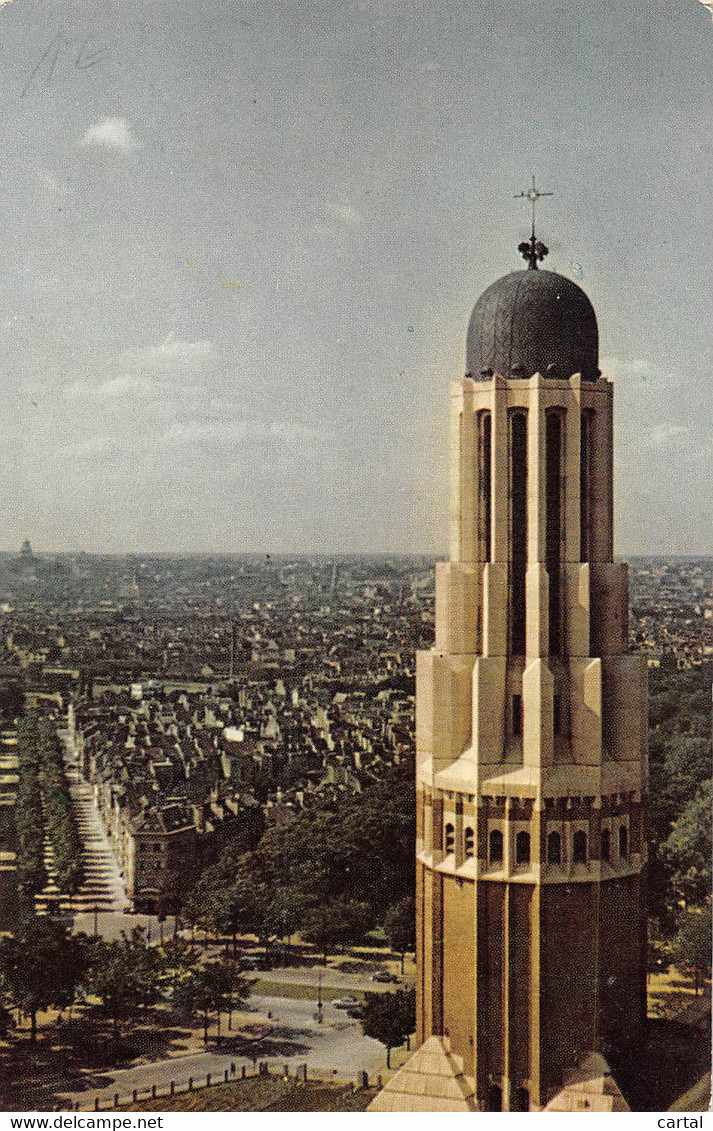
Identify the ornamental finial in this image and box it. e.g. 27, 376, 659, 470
515, 175, 552, 270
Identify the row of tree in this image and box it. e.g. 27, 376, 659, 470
14, 717, 47, 919
38, 720, 83, 894
13, 715, 83, 919
645, 662, 712, 994
177, 776, 416, 960
0, 915, 417, 1068
647, 663, 712, 926
0, 917, 251, 1046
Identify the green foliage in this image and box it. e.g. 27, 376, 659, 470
384, 896, 415, 968
172, 959, 251, 1044
646, 664, 712, 924
36, 718, 83, 893
13, 714, 84, 906
185, 849, 271, 942
14, 716, 46, 908
86, 927, 165, 1031
258, 779, 415, 946
0, 918, 89, 1041
301, 898, 372, 960
157, 937, 201, 987
182, 778, 415, 958
671, 907, 712, 994
0, 682, 23, 724
361, 989, 416, 1068
663, 780, 713, 907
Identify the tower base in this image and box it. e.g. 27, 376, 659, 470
366, 1036, 477, 1112
544, 1052, 630, 1112
367, 1044, 630, 1113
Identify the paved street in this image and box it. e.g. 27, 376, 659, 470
57, 994, 387, 1109
47, 752, 398, 1110
256, 964, 412, 994
53, 747, 165, 939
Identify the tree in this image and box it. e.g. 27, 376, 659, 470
158, 937, 200, 994
254, 779, 416, 947
0, 919, 88, 1042
0, 682, 23, 723
646, 664, 712, 923
14, 717, 46, 911
385, 896, 415, 972
209, 853, 271, 947
37, 718, 84, 894
663, 781, 712, 908
671, 908, 712, 996
173, 959, 251, 1045
302, 898, 372, 963
86, 928, 165, 1032
361, 989, 416, 1068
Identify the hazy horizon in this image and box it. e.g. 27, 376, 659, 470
4, 546, 712, 562
1, 0, 711, 557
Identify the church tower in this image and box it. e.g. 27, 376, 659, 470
370, 200, 648, 1112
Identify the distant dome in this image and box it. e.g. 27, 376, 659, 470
466, 269, 599, 382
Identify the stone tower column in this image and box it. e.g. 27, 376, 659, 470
411, 257, 648, 1113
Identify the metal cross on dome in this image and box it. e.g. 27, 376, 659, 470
515, 175, 553, 270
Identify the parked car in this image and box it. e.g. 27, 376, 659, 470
371, 970, 400, 983
331, 996, 361, 1009
346, 1006, 364, 1019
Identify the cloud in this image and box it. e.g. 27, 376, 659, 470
65, 375, 187, 402
124, 339, 216, 369
79, 118, 141, 152
156, 418, 331, 449
54, 418, 332, 465
64, 339, 216, 401
647, 423, 690, 448
600, 356, 651, 382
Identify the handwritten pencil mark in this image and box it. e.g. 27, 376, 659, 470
22, 33, 107, 95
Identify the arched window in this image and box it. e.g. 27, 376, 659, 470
487, 1085, 502, 1112
464, 827, 475, 858
573, 830, 588, 864
509, 412, 528, 655
444, 822, 455, 854
515, 831, 531, 866
545, 411, 563, 655
547, 831, 562, 865
478, 411, 492, 563
514, 1087, 530, 1112
580, 410, 594, 562
601, 828, 611, 862
489, 828, 503, 864
619, 825, 628, 860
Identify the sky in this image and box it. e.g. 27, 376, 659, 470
0, 0, 710, 555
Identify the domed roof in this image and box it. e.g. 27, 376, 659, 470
466, 269, 599, 382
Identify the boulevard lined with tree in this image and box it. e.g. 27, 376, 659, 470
0, 660, 710, 1098
14, 715, 83, 921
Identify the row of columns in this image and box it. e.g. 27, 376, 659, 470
450, 373, 613, 572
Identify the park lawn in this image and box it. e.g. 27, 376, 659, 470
648, 965, 710, 1021
123, 1076, 377, 1112
252, 979, 369, 1002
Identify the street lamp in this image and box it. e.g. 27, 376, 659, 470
316, 969, 324, 1025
